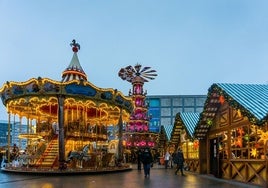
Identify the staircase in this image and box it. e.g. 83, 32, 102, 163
35, 135, 58, 168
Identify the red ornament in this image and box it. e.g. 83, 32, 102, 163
72, 46, 78, 53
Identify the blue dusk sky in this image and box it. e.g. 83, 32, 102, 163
0, 0, 268, 121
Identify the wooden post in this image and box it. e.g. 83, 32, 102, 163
58, 95, 66, 170
199, 138, 207, 174
7, 112, 11, 163
118, 108, 123, 164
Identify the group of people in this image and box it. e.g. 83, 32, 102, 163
164, 148, 185, 175
138, 147, 185, 178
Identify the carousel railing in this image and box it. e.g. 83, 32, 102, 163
65, 132, 107, 139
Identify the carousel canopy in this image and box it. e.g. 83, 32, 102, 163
0, 40, 133, 125
194, 83, 268, 139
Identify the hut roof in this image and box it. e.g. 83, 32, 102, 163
170, 112, 200, 146
194, 83, 268, 139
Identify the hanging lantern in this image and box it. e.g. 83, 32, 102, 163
258, 131, 268, 144
250, 148, 258, 158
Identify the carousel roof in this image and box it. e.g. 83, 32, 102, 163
62, 39, 87, 82
0, 40, 133, 124
194, 83, 268, 139
61, 52, 87, 82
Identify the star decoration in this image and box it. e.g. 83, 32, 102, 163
219, 95, 225, 104
207, 119, 213, 126
258, 131, 268, 144
234, 137, 243, 147
237, 128, 244, 136
193, 140, 199, 150
250, 148, 258, 158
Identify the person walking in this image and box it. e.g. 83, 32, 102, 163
174, 147, 185, 176
137, 148, 143, 170
164, 150, 171, 169
141, 147, 153, 178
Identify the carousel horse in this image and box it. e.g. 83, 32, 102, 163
67, 145, 91, 167
1, 155, 7, 168
17, 153, 32, 167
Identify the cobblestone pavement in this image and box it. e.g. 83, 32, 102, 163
0, 164, 262, 188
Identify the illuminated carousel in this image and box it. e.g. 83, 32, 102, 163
0, 40, 133, 174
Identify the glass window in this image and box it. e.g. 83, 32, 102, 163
149, 118, 160, 132
173, 98, 183, 106
148, 108, 160, 118
196, 97, 206, 106
229, 124, 268, 160
196, 108, 203, 113
184, 108, 194, 112
148, 98, 160, 107
187, 140, 199, 159
161, 118, 171, 126
173, 108, 183, 115
184, 98, 194, 106
161, 108, 171, 116
161, 98, 171, 107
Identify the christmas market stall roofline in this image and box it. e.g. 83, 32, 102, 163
194, 83, 268, 139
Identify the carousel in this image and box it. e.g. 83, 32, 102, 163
0, 40, 133, 174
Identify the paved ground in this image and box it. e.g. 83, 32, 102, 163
0, 164, 262, 188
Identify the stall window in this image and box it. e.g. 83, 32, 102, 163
187, 140, 199, 159
230, 124, 268, 159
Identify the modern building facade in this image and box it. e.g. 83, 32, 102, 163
0, 120, 27, 149
146, 95, 207, 133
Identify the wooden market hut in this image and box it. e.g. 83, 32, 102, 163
158, 124, 173, 164
194, 83, 268, 187
171, 112, 200, 173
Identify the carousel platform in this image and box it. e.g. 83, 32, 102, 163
1, 164, 133, 175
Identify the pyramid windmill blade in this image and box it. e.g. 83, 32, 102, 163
134, 64, 142, 73
143, 73, 158, 77
142, 75, 156, 80
143, 69, 156, 74
141, 77, 149, 82
126, 66, 135, 73
119, 64, 157, 84
140, 66, 151, 73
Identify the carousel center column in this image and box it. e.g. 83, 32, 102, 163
57, 94, 66, 170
